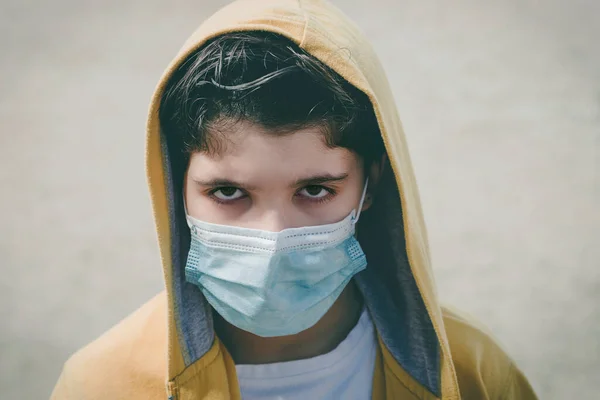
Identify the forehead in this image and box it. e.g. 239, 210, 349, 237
188, 121, 359, 180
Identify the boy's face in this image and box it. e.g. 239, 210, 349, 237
184, 120, 368, 230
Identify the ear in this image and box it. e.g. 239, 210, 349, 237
361, 153, 387, 211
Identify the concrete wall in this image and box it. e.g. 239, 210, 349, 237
1, 0, 598, 398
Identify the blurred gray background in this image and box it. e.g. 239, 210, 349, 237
1, 0, 598, 398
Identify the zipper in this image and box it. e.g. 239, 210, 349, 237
167, 381, 178, 400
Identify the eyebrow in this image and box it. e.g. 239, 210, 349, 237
192, 173, 349, 190
192, 178, 257, 191
293, 173, 349, 187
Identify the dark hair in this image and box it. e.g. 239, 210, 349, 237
159, 31, 384, 168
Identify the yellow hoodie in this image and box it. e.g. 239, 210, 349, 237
51, 0, 537, 399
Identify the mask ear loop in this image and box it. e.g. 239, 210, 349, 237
182, 188, 197, 232
182, 188, 189, 216
352, 177, 369, 225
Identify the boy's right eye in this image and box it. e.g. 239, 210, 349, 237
211, 187, 245, 202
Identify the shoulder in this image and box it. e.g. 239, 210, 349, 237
441, 306, 537, 400
51, 292, 168, 400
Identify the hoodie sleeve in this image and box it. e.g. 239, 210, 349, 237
442, 306, 538, 400
50, 364, 73, 400
500, 363, 538, 400
49, 294, 168, 400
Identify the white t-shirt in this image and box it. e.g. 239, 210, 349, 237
235, 308, 377, 400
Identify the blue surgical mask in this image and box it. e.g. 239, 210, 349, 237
184, 179, 369, 337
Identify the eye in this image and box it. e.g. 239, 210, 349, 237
298, 185, 332, 199
211, 187, 245, 202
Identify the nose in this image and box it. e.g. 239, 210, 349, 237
255, 209, 290, 232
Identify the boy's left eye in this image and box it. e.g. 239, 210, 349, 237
298, 185, 330, 199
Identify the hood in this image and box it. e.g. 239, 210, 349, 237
146, 0, 459, 398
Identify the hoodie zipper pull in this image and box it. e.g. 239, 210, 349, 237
167, 381, 178, 400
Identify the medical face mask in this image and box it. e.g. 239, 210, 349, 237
184, 179, 369, 337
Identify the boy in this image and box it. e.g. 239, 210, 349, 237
51, 0, 537, 398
